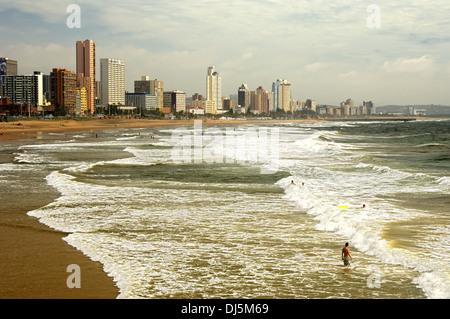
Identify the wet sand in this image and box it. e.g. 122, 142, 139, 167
0, 172, 119, 299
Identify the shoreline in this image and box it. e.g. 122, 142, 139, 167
0, 130, 120, 299
1, 116, 436, 143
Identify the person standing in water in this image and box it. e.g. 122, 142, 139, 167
342, 242, 353, 267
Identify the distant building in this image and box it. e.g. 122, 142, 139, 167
76, 40, 96, 114
192, 93, 203, 101
76, 87, 87, 116
163, 90, 186, 113
100, 58, 125, 106
206, 66, 222, 114
408, 106, 426, 116
125, 92, 157, 111
50, 68, 77, 114
272, 79, 291, 112
249, 86, 269, 114
134, 76, 164, 110
0, 71, 43, 106
238, 83, 250, 112
222, 97, 235, 112
186, 106, 205, 115
305, 99, 316, 113
0, 57, 18, 76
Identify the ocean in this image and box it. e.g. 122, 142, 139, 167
2, 119, 449, 299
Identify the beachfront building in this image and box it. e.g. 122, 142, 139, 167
163, 90, 186, 114
0, 71, 43, 106
134, 76, 164, 110
272, 79, 291, 112
222, 97, 235, 112
206, 66, 222, 114
305, 99, 317, 113
249, 86, 269, 114
125, 92, 157, 112
50, 68, 77, 114
100, 58, 125, 106
238, 83, 250, 113
75, 87, 87, 116
76, 40, 96, 115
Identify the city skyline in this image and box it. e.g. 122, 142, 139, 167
1, 1, 450, 106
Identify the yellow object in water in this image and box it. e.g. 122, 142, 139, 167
338, 205, 349, 209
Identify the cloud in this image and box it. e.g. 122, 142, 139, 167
305, 62, 329, 72
1, 0, 449, 105
1, 43, 74, 74
338, 71, 358, 78
382, 55, 435, 73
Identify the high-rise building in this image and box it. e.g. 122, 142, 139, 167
0, 72, 43, 106
0, 58, 18, 76
305, 99, 317, 113
100, 58, 125, 106
76, 40, 96, 115
206, 66, 222, 114
163, 90, 186, 114
134, 76, 164, 110
363, 101, 375, 115
192, 93, 203, 101
267, 91, 275, 112
249, 86, 269, 114
76, 87, 87, 116
222, 98, 235, 111
238, 84, 250, 112
50, 68, 77, 114
272, 79, 291, 112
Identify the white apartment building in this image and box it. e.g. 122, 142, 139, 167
206, 66, 222, 114
100, 58, 125, 106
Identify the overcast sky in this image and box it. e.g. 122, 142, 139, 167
1, 0, 449, 106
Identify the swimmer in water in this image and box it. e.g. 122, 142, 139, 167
342, 242, 353, 267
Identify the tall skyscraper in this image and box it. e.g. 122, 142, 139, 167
238, 83, 250, 112
100, 58, 125, 106
272, 79, 291, 112
76, 40, 96, 115
206, 66, 222, 114
50, 68, 77, 114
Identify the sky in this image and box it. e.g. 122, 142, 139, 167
1, 0, 450, 106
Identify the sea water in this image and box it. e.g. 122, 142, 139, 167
2, 120, 448, 299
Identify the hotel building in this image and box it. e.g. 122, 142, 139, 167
100, 58, 125, 106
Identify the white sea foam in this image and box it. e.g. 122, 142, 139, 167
437, 176, 450, 186
23, 122, 449, 299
